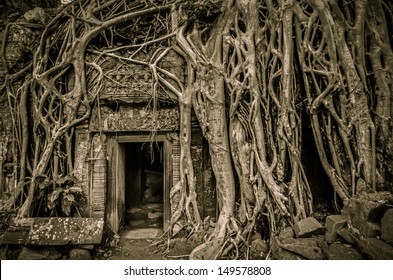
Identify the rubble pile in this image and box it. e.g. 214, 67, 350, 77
126, 203, 164, 229
260, 191, 393, 260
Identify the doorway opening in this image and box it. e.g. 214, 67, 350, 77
124, 142, 164, 230
301, 110, 337, 220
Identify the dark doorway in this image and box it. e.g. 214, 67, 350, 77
301, 111, 336, 217
124, 142, 164, 229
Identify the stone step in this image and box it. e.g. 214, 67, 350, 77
148, 211, 163, 220
122, 228, 163, 239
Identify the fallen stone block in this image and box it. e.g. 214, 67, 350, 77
337, 228, 358, 245
278, 239, 324, 260
337, 228, 393, 260
323, 243, 363, 260
127, 207, 148, 215
281, 237, 319, 247
251, 232, 262, 241
271, 238, 305, 260
350, 220, 381, 238
348, 191, 393, 238
278, 227, 295, 241
42, 247, 62, 260
127, 212, 148, 221
293, 217, 324, 238
250, 239, 269, 259
145, 203, 163, 212
357, 238, 393, 260
325, 215, 347, 233
148, 211, 163, 220
381, 209, 393, 244
128, 220, 146, 227
325, 231, 340, 244
69, 248, 91, 260
17, 247, 47, 260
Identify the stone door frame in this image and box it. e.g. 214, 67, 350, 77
106, 134, 172, 232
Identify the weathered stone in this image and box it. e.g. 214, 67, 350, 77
127, 207, 147, 215
77, 244, 95, 250
69, 248, 91, 260
251, 232, 262, 241
6, 217, 104, 246
357, 238, 393, 260
250, 239, 269, 259
279, 238, 324, 260
18, 246, 49, 260
126, 207, 149, 220
16, 246, 61, 260
323, 243, 363, 260
278, 227, 295, 241
337, 228, 393, 260
381, 209, 393, 244
325, 231, 339, 244
271, 238, 306, 260
90, 106, 180, 132
127, 212, 148, 221
23, 7, 46, 24
148, 211, 163, 220
350, 220, 381, 238
348, 191, 393, 238
122, 228, 163, 239
325, 215, 347, 233
145, 203, 163, 212
324, 215, 348, 244
293, 217, 324, 238
281, 237, 319, 247
128, 220, 146, 227
42, 247, 62, 260
337, 228, 359, 245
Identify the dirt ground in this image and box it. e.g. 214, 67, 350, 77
95, 238, 165, 260
100, 239, 192, 260
94, 231, 196, 260
0, 235, 195, 260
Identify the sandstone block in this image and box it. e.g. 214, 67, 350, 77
357, 238, 393, 260
348, 191, 393, 238
325, 231, 339, 244
325, 215, 347, 233
279, 238, 324, 260
69, 249, 91, 260
42, 247, 62, 260
271, 238, 306, 260
250, 239, 269, 259
148, 211, 163, 220
278, 227, 295, 241
323, 243, 363, 260
17, 247, 49, 260
128, 220, 146, 227
293, 217, 324, 238
122, 228, 163, 239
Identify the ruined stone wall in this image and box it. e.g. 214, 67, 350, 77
89, 105, 180, 132
73, 52, 216, 224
